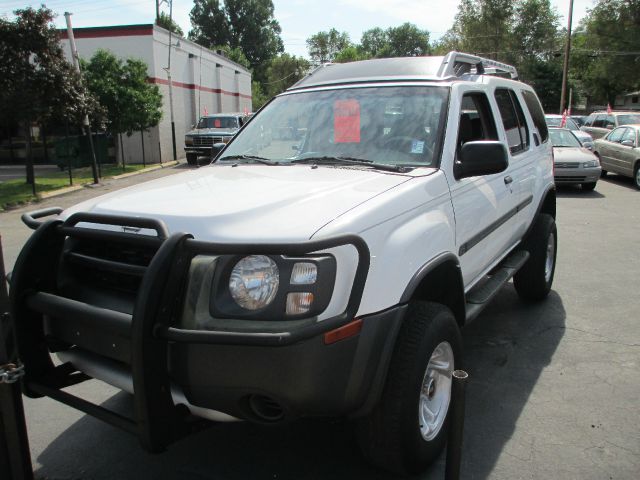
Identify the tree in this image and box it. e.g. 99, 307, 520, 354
82, 50, 163, 164
189, 0, 283, 81
156, 11, 183, 37
0, 7, 96, 187
571, 0, 640, 106
361, 27, 388, 57
334, 46, 371, 63
264, 54, 310, 97
306, 29, 351, 64
214, 44, 251, 69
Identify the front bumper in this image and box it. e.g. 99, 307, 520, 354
554, 165, 601, 184
10, 211, 382, 450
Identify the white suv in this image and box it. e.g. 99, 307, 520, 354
13, 52, 556, 475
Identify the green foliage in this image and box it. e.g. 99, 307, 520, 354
156, 11, 184, 37
0, 7, 96, 126
251, 81, 269, 110
571, 0, 640, 105
82, 50, 163, 136
214, 45, 251, 69
334, 46, 372, 63
306, 29, 352, 63
189, 0, 283, 79
264, 54, 310, 97
359, 23, 431, 58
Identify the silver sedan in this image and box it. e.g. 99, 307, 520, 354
594, 124, 640, 190
549, 128, 601, 191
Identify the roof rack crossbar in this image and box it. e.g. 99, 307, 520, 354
438, 51, 518, 80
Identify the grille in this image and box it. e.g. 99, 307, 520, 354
555, 176, 586, 182
193, 136, 223, 146
555, 162, 580, 169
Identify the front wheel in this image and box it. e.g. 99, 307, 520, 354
514, 214, 557, 302
186, 153, 198, 166
634, 163, 640, 190
357, 302, 462, 475
582, 182, 597, 191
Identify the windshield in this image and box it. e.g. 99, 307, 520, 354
197, 116, 239, 129
618, 114, 640, 126
549, 129, 581, 148
220, 86, 449, 168
545, 117, 579, 130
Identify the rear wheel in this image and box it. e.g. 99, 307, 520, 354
600, 169, 607, 178
357, 302, 462, 475
634, 163, 640, 190
514, 214, 557, 302
582, 182, 597, 191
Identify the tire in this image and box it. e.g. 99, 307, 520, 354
356, 302, 462, 475
582, 182, 597, 191
186, 153, 198, 166
514, 213, 557, 302
634, 163, 640, 190
600, 169, 607, 178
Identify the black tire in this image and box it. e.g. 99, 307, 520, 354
582, 182, 597, 191
514, 213, 557, 302
600, 169, 607, 178
634, 163, 640, 190
356, 302, 462, 475
186, 153, 198, 166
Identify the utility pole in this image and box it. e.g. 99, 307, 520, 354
64, 12, 100, 184
559, 0, 574, 114
167, 0, 177, 161
155, 0, 160, 23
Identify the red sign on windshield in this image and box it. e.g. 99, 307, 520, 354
334, 99, 360, 143
214, 119, 221, 128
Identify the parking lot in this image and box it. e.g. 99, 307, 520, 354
1, 167, 638, 479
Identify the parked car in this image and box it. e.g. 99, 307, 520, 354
13, 52, 557, 476
184, 113, 251, 165
545, 114, 594, 150
548, 127, 601, 191
581, 110, 640, 140
570, 115, 587, 127
593, 124, 640, 189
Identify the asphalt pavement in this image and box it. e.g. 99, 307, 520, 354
0, 168, 638, 479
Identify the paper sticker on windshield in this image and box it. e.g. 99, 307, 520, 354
214, 119, 221, 128
411, 140, 425, 154
334, 99, 360, 143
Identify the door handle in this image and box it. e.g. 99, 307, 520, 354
504, 176, 513, 185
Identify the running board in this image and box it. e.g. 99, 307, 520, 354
464, 250, 529, 323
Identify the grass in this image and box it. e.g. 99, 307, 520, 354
0, 164, 148, 210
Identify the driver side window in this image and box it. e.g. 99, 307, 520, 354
456, 92, 498, 158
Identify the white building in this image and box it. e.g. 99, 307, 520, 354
60, 24, 252, 164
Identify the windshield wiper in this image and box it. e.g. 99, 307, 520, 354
218, 154, 279, 166
291, 156, 406, 172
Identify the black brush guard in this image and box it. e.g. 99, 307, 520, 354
10, 210, 369, 452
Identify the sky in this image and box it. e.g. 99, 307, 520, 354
1, 0, 597, 58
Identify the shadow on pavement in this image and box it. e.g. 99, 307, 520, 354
599, 173, 638, 191
555, 184, 606, 199
35, 286, 565, 480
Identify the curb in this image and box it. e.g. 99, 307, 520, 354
37, 185, 84, 199
111, 160, 180, 180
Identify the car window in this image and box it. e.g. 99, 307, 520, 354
621, 128, 636, 145
618, 114, 640, 126
521, 90, 548, 142
583, 114, 595, 127
605, 116, 615, 128
457, 92, 498, 158
197, 116, 239, 129
495, 88, 529, 154
564, 118, 579, 130
607, 127, 626, 143
592, 115, 607, 128
549, 129, 581, 148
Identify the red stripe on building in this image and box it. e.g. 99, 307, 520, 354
149, 77, 252, 100
59, 25, 153, 39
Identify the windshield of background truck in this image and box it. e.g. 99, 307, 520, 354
549, 129, 582, 148
197, 116, 239, 129
221, 86, 449, 167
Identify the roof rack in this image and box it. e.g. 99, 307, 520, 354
437, 51, 518, 80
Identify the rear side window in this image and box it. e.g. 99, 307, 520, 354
605, 116, 615, 128
495, 88, 530, 154
584, 114, 595, 127
593, 115, 607, 128
521, 90, 548, 143
607, 127, 626, 143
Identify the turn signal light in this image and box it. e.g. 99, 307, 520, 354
324, 318, 363, 345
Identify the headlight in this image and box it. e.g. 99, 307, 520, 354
185, 136, 194, 145
229, 255, 279, 310
582, 160, 598, 168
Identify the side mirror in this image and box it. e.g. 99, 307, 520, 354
621, 139, 635, 147
210, 142, 226, 160
454, 141, 509, 180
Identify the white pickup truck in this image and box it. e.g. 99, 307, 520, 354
12, 52, 556, 475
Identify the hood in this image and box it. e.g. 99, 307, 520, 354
572, 130, 593, 142
63, 165, 413, 242
553, 147, 597, 163
186, 128, 236, 136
